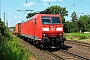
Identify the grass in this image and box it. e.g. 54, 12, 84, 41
65, 32, 90, 43
66, 33, 90, 36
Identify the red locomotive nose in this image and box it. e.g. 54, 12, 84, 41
42, 24, 64, 38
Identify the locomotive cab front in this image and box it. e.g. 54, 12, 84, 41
41, 15, 66, 48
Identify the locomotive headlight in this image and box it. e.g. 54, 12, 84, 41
58, 33, 63, 36
59, 33, 62, 35
43, 33, 48, 37
43, 34, 46, 36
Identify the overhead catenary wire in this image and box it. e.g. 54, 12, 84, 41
25, 0, 85, 14
67, 0, 85, 8
30, 0, 40, 9
30, 0, 85, 10
25, 0, 85, 9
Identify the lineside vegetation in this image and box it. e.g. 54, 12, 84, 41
0, 19, 34, 60
65, 33, 90, 43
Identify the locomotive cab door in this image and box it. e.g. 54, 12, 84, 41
34, 18, 36, 40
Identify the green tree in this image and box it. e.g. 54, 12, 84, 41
26, 5, 68, 23
76, 20, 85, 32
26, 12, 37, 19
71, 12, 78, 22
79, 15, 90, 31
40, 5, 68, 23
63, 21, 70, 33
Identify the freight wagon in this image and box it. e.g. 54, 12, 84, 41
13, 23, 21, 35
15, 14, 66, 48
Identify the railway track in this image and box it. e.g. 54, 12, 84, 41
20, 36, 90, 60
44, 50, 65, 60
44, 49, 90, 60
66, 40, 90, 47
60, 49, 90, 60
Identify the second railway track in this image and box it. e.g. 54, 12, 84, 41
44, 48, 90, 60
66, 40, 90, 47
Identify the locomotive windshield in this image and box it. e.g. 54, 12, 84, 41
42, 16, 51, 24
42, 16, 61, 24
51, 17, 60, 24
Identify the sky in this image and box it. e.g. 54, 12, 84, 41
0, 0, 90, 27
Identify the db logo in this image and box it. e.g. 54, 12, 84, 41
51, 28, 55, 31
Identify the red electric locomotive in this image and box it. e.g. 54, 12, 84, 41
16, 14, 66, 48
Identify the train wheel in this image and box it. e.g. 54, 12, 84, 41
30, 39, 33, 45
27, 38, 30, 42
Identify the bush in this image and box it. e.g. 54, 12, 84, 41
0, 36, 31, 60
0, 20, 32, 60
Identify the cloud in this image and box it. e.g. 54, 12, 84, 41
14, 16, 22, 18
24, 2, 36, 7
41, 0, 57, 2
